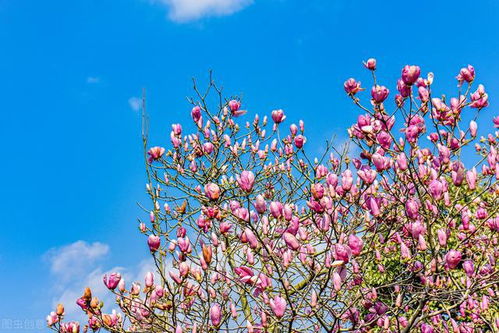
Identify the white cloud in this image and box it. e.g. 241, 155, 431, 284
152, 0, 253, 22
44, 241, 156, 320
54, 266, 115, 317
45, 241, 109, 281
128, 96, 141, 111
86, 76, 100, 84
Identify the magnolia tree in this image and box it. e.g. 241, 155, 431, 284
48, 61, 499, 332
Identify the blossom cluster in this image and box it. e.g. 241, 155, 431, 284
48, 61, 499, 332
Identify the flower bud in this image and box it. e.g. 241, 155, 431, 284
363, 58, 376, 70
463, 260, 474, 277
103, 272, 121, 290
371, 85, 389, 103
344, 78, 362, 95
437, 229, 447, 246
148, 234, 161, 252
269, 295, 287, 318
283, 232, 300, 250
56, 304, 64, 316
191, 106, 202, 122
145, 272, 154, 288
236, 171, 255, 193
445, 250, 462, 269
210, 303, 222, 326
401, 65, 421, 85
271, 109, 285, 124
469, 120, 478, 137
204, 183, 221, 201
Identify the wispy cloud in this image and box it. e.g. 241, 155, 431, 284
151, 0, 253, 22
128, 96, 141, 111
44, 241, 155, 319
45, 241, 109, 281
86, 76, 101, 84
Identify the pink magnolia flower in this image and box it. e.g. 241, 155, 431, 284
311, 290, 318, 307
237, 171, 255, 193
341, 169, 353, 190
466, 168, 477, 190
445, 250, 462, 269
270, 201, 283, 218
406, 222, 426, 239
210, 303, 222, 326
283, 232, 300, 250
234, 266, 254, 285
147, 234, 160, 252
203, 142, 214, 154
246, 321, 254, 333
376, 131, 392, 150
204, 183, 221, 201
418, 86, 429, 102
177, 236, 191, 253
60, 322, 80, 333
404, 125, 420, 143
371, 153, 390, 172
357, 166, 377, 184
348, 234, 363, 256
400, 242, 411, 260
371, 85, 389, 103
397, 79, 411, 97
405, 199, 420, 220
294, 135, 306, 148
228, 99, 240, 111
269, 295, 287, 318
220, 222, 232, 235
283, 204, 293, 220
147, 146, 165, 163
171, 123, 182, 136
437, 229, 447, 246
367, 196, 381, 217
363, 58, 376, 70
470, 84, 489, 109
333, 244, 352, 263
344, 78, 363, 95
428, 179, 443, 200
463, 260, 474, 277
145, 272, 154, 288
401, 65, 420, 85
169, 271, 182, 284
488, 216, 499, 231
118, 278, 126, 292
254, 195, 266, 214
243, 228, 259, 249
457, 65, 475, 84
420, 323, 434, 333
476, 207, 488, 220
333, 271, 342, 291
271, 109, 285, 124
396, 153, 408, 170
103, 272, 121, 290
395, 94, 404, 107
311, 183, 325, 199
469, 120, 478, 137
228, 100, 246, 117
191, 106, 202, 122
46, 312, 59, 326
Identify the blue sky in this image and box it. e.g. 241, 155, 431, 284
1, 0, 499, 329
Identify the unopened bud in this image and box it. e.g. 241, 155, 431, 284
90, 297, 100, 309
83, 287, 92, 301
56, 304, 64, 316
